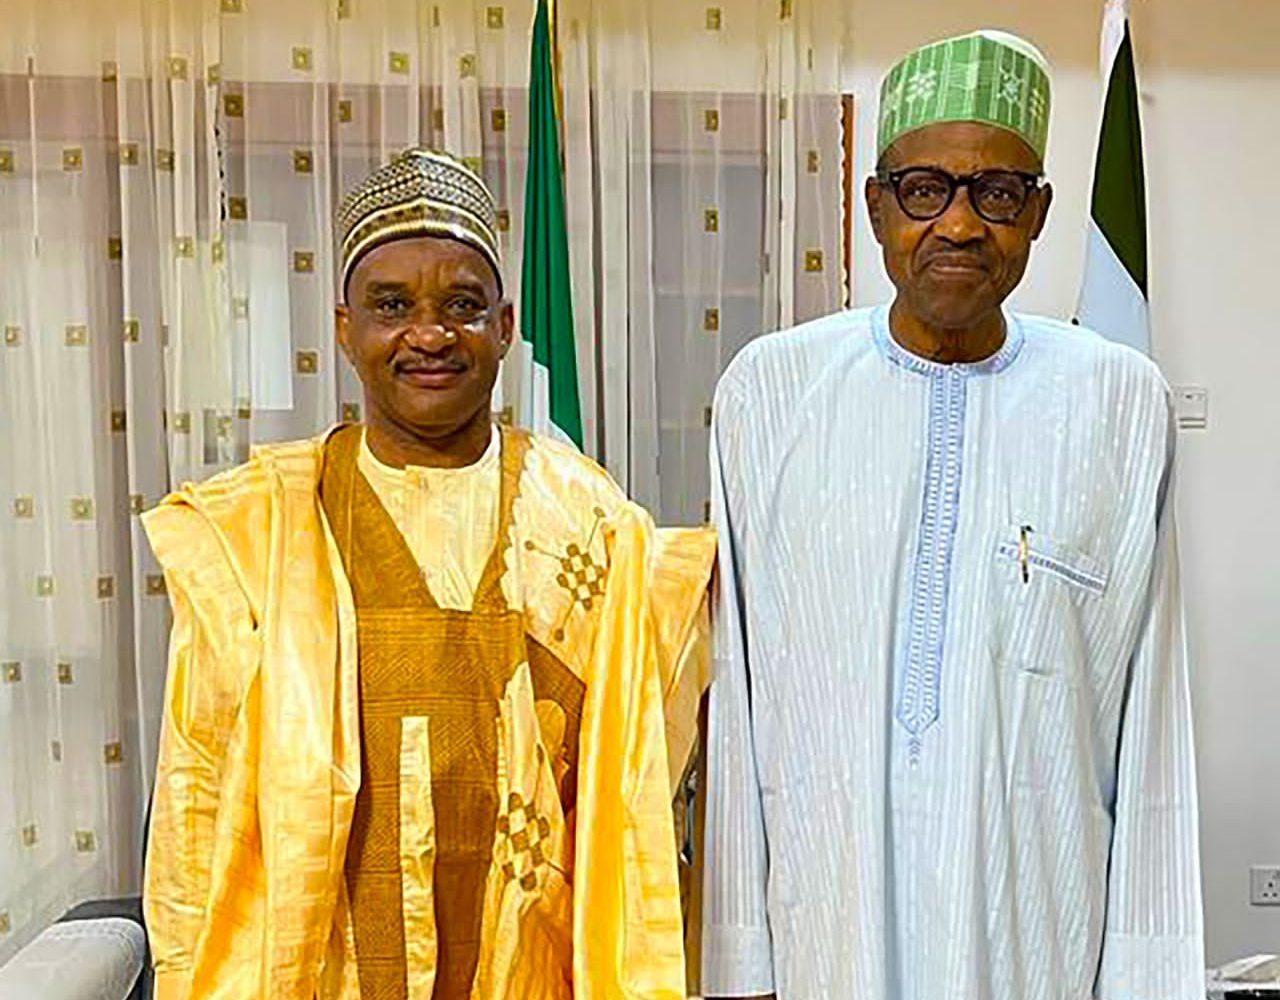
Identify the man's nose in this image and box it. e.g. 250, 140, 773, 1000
933, 185, 987, 243
401, 321, 457, 352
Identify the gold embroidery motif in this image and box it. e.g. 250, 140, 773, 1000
523, 506, 610, 640
495, 792, 554, 892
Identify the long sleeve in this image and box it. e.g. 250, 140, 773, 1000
142, 504, 261, 1000
573, 507, 687, 1000
1095, 426, 1204, 1000
700, 380, 775, 998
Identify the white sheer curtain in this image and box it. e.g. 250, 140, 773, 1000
561, 0, 848, 522
0, 0, 847, 961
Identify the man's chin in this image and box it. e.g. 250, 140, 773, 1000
386, 399, 491, 442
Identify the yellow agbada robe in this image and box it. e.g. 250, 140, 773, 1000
141, 425, 714, 1000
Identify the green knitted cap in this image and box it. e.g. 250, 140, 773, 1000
877, 30, 1052, 162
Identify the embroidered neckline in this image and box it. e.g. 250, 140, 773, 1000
872, 305, 1025, 378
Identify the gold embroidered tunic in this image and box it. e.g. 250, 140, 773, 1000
141, 425, 714, 1000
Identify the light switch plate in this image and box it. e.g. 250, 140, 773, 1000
1173, 385, 1208, 430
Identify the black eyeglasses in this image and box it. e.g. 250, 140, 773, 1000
877, 167, 1044, 225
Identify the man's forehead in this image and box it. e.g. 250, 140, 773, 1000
882, 122, 1043, 173
352, 236, 499, 290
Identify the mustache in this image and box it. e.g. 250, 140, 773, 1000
918, 246, 992, 270
392, 354, 467, 374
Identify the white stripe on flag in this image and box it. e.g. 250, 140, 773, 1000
520, 355, 575, 446
1077, 219, 1150, 355
1100, 0, 1130, 76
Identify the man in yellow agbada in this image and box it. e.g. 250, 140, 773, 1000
142, 149, 714, 1000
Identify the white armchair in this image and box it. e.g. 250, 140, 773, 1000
0, 898, 149, 1000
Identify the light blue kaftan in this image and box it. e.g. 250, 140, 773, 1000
701, 307, 1203, 1000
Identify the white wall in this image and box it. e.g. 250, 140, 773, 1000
838, 0, 1280, 966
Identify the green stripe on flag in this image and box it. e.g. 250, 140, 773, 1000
1091, 25, 1147, 296
521, 0, 582, 448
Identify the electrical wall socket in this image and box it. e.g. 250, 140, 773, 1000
1250, 866, 1280, 906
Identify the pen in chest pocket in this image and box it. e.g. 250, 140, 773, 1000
1019, 524, 1033, 584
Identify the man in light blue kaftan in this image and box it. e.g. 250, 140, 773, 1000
700, 30, 1203, 1000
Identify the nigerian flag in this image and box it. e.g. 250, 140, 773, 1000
1077, 0, 1149, 355
519, 0, 582, 447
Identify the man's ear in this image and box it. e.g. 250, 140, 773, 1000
866, 175, 888, 246
498, 300, 515, 358
1029, 182, 1054, 241
335, 304, 353, 366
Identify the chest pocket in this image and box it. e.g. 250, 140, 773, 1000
991, 529, 1109, 679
